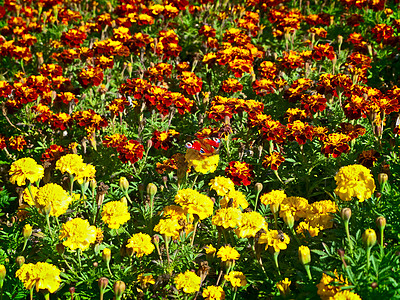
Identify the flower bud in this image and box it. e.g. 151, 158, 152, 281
98, 277, 109, 294
282, 211, 294, 229
120, 197, 128, 206
338, 35, 343, 46
69, 287, 75, 297
0, 264, 5, 289
376, 216, 386, 231
378, 173, 388, 185
93, 262, 98, 268
22, 224, 32, 240
90, 179, 97, 190
147, 183, 157, 200
371, 282, 378, 289
255, 183, 263, 193
119, 177, 129, 192
298, 246, 311, 265
102, 248, 111, 264
146, 139, 153, 149
113, 280, 126, 299
16, 256, 25, 267
362, 229, 377, 248
341, 208, 351, 221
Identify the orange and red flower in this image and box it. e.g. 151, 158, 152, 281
225, 161, 254, 186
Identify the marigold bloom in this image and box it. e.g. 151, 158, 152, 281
217, 245, 240, 262
59, 218, 97, 251
321, 133, 351, 158
296, 221, 321, 237
317, 271, 348, 300
212, 207, 242, 229
235, 211, 266, 238
15, 262, 61, 293
259, 230, 290, 252
220, 190, 249, 209
101, 200, 131, 229
9, 158, 44, 186
224, 271, 247, 287
276, 278, 291, 296
126, 232, 155, 257
55, 154, 84, 176
137, 273, 155, 287
262, 152, 285, 171
154, 218, 181, 239
185, 148, 219, 174
260, 190, 287, 213
8, 135, 27, 151
174, 271, 201, 294
202, 285, 225, 300
334, 164, 376, 202
225, 161, 254, 186
209, 176, 235, 196
280, 196, 309, 221
175, 189, 214, 220
306, 200, 337, 229
35, 183, 73, 217
332, 290, 362, 299
221, 78, 243, 93
179, 71, 202, 95
204, 244, 217, 255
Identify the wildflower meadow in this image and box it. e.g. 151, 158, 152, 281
1, 0, 400, 299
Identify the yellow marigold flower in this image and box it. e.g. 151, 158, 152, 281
154, 218, 181, 239
260, 190, 286, 213
332, 290, 362, 300
212, 207, 242, 229
305, 200, 337, 229
296, 221, 321, 237
59, 218, 96, 251
235, 211, 266, 238
209, 177, 235, 196
224, 271, 247, 287
162, 205, 193, 222
35, 183, 73, 217
137, 273, 155, 287
204, 244, 217, 255
263, 230, 290, 252
298, 245, 311, 265
126, 232, 155, 257
175, 189, 214, 220
174, 270, 201, 294
334, 164, 376, 202
23, 186, 38, 206
101, 200, 131, 229
276, 278, 291, 296
185, 148, 219, 174
55, 154, 84, 175
15, 262, 61, 293
220, 189, 248, 209
279, 196, 309, 221
202, 285, 225, 300
317, 271, 348, 300
217, 245, 240, 261
74, 163, 96, 184
9, 157, 44, 186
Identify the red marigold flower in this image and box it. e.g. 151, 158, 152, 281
258, 61, 278, 79
119, 78, 150, 100
152, 129, 179, 150
321, 133, 351, 158
262, 152, 285, 170
32, 104, 53, 123
107, 98, 130, 116
117, 140, 144, 164
50, 113, 72, 131
55, 92, 78, 105
222, 78, 243, 93
259, 117, 287, 144
278, 51, 304, 69
103, 134, 128, 148
41, 145, 66, 164
312, 43, 336, 61
336, 123, 366, 140
0, 135, 7, 150
179, 71, 203, 95
301, 93, 327, 113
358, 150, 380, 168
78, 66, 104, 87
145, 63, 173, 82
286, 120, 314, 145
94, 55, 114, 69
252, 78, 276, 95
61, 28, 87, 48
73, 109, 108, 133
225, 161, 254, 186
199, 25, 216, 38
9, 135, 26, 151
371, 24, 394, 43
228, 58, 253, 78
0, 80, 12, 98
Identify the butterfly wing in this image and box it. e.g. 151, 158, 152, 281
186, 138, 220, 155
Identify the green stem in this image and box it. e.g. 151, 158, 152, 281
254, 190, 261, 211
380, 228, 384, 256
190, 220, 199, 246
45, 214, 53, 239
232, 287, 237, 300
69, 174, 75, 195
304, 264, 312, 280
273, 251, 281, 276
344, 221, 353, 255
106, 261, 113, 277
366, 247, 371, 271
77, 249, 82, 269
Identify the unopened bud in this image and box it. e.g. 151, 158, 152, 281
102, 248, 111, 264
376, 216, 386, 231
255, 183, 263, 193
119, 177, 129, 192
16, 256, 25, 267
147, 139, 153, 149
120, 197, 128, 206
93, 262, 98, 268
98, 277, 109, 293
371, 282, 378, 289
282, 211, 294, 229
69, 286, 75, 297
147, 183, 157, 200
338, 35, 343, 46
378, 173, 388, 185
341, 208, 351, 221
113, 280, 126, 299
298, 246, 311, 265
362, 228, 377, 248
23, 224, 33, 240
90, 179, 97, 190
0, 264, 5, 288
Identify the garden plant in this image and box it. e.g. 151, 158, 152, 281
0, 0, 400, 298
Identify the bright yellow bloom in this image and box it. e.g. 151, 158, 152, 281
202, 285, 225, 300
23, 186, 38, 206
258, 230, 290, 252
74, 163, 96, 184
59, 218, 96, 251
174, 270, 201, 294
276, 278, 291, 296
101, 200, 130, 229
137, 273, 155, 287
217, 245, 240, 262
162, 205, 192, 221
204, 244, 217, 255
220, 189, 249, 209
224, 271, 247, 287
55, 154, 84, 175
298, 245, 311, 265
332, 290, 362, 300
154, 218, 181, 239
185, 148, 219, 174
279, 196, 309, 221
209, 177, 235, 196
235, 211, 265, 238
34, 183, 73, 217
212, 207, 242, 229
260, 190, 286, 213
317, 270, 348, 300
9, 158, 44, 186
175, 189, 214, 220
305, 200, 337, 229
296, 221, 321, 237
126, 232, 155, 257
334, 164, 376, 202
15, 262, 61, 293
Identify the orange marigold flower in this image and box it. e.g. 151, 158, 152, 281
321, 133, 351, 158
152, 129, 179, 150
60, 28, 87, 48
8, 135, 26, 151
117, 140, 144, 164
262, 152, 285, 170
179, 71, 203, 95
221, 78, 243, 93
78, 66, 104, 87
225, 161, 254, 186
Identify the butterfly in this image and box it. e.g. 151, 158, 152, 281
185, 138, 221, 155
